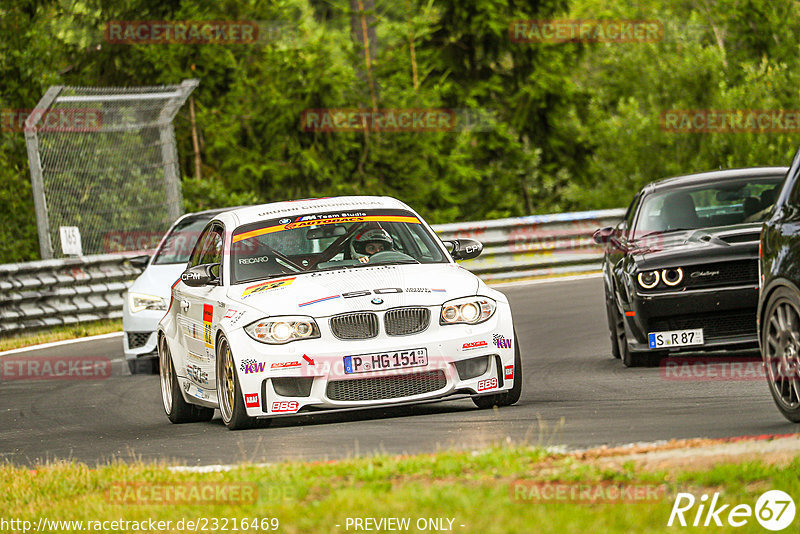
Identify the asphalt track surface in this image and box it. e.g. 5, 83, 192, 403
0, 276, 794, 467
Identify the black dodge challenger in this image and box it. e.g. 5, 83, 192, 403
594, 167, 787, 367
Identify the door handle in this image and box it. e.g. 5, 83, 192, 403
180, 299, 190, 312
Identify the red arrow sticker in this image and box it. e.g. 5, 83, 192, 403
302, 354, 315, 365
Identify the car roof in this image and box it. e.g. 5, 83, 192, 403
219, 196, 413, 227
643, 167, 788, 195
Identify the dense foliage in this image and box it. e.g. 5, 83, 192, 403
1, 0, 799, 262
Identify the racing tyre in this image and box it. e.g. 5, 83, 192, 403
128, 357, 158, 375
472, 333, 522, 408
618, 321, 662, 368
761, 287, 800, 423
159, 335, 214, 424
217, 334, 258, 430
606, 293, 621, 359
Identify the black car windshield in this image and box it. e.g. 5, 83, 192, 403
632, 175, 784, 238
153, 214, 216, 265
230, 209, 448, 284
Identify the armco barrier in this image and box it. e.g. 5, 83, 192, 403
434, 208, 625, 282
0, 208, 624, 336
0, 254, 142, 336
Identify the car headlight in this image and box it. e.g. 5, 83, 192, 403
636, 271, 660, 289
128, 292, 167, 313
661, 267, 683, 287
440, 296, 496, 325
244, 317, 320, 344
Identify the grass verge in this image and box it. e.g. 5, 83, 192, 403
0, 319, 122, 352
2, 445, 797, 533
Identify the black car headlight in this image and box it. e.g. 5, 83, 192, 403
637, 270, 660, 289
440, 297, 496, 325
661, 267, 683, 287
244, 316, 320, 344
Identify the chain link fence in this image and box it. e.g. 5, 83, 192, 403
24, 80, 198, 259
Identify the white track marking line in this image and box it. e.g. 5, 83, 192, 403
0, 331, 123, 356
490, 272, 602, 289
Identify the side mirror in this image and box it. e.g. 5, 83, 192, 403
592, 227, 615, 244
180, 263, 220, 287
443, 238, 483, 260
128, 254, 150, 268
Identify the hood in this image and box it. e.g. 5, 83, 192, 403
227, 263, 479, 317
129, 263, 186, 299
631, 224, 760, 270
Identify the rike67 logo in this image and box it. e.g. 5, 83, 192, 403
668, 490, 795, 531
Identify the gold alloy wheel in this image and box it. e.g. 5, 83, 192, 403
218, 337, 236, 422
159, 336, 173, 414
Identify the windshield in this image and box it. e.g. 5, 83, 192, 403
153, 214, 216, 265
632, 175, 784, 238
231, 209, 448, 284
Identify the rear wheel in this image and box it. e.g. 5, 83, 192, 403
472, 334, 523, 408
159, 336, 214, 424
761, 287, 800, 422
216, 335, 258, 430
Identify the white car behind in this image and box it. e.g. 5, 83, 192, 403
123, 209, 229, 374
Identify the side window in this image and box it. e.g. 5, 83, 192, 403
187, 225, 212, 268
788, 173, 800, 208
624, 194, 641, 236
198, 226, 223, 266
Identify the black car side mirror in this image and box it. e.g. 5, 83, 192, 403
128, 254, 150, 268
181, 263, 220, 287
443, 238, 483, 260
593, 227, 615, 244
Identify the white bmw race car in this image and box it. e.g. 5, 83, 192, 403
157, 196, 522, 429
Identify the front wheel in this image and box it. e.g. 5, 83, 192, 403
216, 335, 259, 430
618, 321, 663, 368
606, 295, 621, 359
159, 335, 214, 424
761, 287, 800, 422
472, 333, 523, 408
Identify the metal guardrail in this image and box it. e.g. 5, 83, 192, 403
433, 208, 625, 282
0, 254, 142, 336
0, 208, 625, 336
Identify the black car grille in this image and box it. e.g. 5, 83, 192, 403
683, 260, 757, 289
384, 308, 430, 336
326, 370, 447, 401
127, 331, 152, 349
329, 313, 379, 340
649, 310, 756, 340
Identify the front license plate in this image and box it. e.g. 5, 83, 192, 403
648, 329, 704, 349
343, 348, 427, 374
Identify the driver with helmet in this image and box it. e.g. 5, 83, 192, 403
349, 227, 393, 260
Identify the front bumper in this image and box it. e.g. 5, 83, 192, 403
622, 284, 759, 353
222, 305, 517, 417
122, 307, 165, 361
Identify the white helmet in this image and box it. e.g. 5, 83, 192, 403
350, 228, 393, 259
